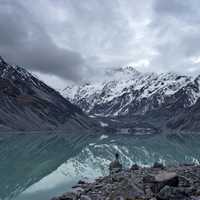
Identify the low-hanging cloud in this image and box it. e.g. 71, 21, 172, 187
0, 0, 86, 82
0, 0, 200, 86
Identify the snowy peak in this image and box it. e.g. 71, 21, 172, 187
0, 57, 31, 81
60, 67, 200, 133
62, 84, 79, 100
104, 66, 140, 81
62, 66, 140, 99
61, 67, 200, 118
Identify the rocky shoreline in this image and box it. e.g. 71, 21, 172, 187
51, 164, 200, 200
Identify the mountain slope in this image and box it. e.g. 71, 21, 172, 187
0, 56, 98, 132
62, 67, 200, 133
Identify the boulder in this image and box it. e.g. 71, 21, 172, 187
191, 196, 200, 200
80, 195, 92, 200
131, 164, 140, 171
178, 176, 191, 187
153, 162, 165, 169
155, 172, 178, 183
143, 172, 179, 193
153, 172, 179, 193
143, 175, 156, 183
109, 181, 145, 200
78, 180, 86, 185
157, 186, 189, 200
59, 192, 78, 200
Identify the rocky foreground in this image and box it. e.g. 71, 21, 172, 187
51, 164, 200, 200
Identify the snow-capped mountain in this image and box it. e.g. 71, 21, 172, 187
62, 66, 200, 133
0, 56, 99, 132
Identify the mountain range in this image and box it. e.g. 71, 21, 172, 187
1, 55, 200, 134
62, 66, 200, 134
0, 56, 99, 132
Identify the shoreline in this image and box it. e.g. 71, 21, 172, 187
51, 163, 200, 200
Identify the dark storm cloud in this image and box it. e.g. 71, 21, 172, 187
0, 0, 85, 81
1, 0, 200, 86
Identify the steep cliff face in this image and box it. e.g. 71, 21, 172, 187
62, 67, 200, 133
0, 56, 98, 132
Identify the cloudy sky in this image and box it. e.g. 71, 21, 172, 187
0, 0, 200, 89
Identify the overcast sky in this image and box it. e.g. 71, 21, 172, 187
0, 0, 200, 89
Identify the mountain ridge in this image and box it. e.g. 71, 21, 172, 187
0, 56, 99, 132
62, 66, 200, 133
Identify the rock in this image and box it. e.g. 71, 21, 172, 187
191, 196, 200, 200
111, 174, 125, 183
93, 183, 104, 189
144, 185, 155, 199
78, 180, 86, 185
109, 180, 145, 200
131, 164, 140, 170
52, 165, 200, 200
195, 189, 200, 196
72, 185, 82, 189
80, 195, 92, 200
152, 172, 179, 193
157, 186, 189, 200
178, 176, 191, 187
155, 172, 178, 183
143, 172, 179, 194
59, 192, 78, 200
143, 175, 156, 183
107, 195, 125, 200
153, 162, 165, 169
72, 187, 84, 195
184, 187, 197, 196
84, 193, 104, 200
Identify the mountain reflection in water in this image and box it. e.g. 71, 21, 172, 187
0, 132, 200, 200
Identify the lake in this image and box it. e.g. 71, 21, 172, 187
0, 132, 200, 200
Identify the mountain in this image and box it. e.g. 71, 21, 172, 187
0, 56, 99, 132
62, 66, 200, 134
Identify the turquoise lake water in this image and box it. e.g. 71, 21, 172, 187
0, 132, 200, 200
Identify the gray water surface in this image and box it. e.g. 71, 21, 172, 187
0, 132, 200, 200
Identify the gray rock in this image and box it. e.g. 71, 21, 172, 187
191, 196, 200, 200
179, 176, 191, 187
152, 172, 179, 193
80, 195, 92, 200
153, 162, 165, 169
131, 164, 140, 171
59, 192, 78, 200
52, 165, 200, 200
143, 175, 156, 183
157, 186, 189, 200
109, 180, 145, 200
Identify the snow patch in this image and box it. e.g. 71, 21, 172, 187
99, 134, 109, 140
99, 121, 109, 127
61, 67, 199, 117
